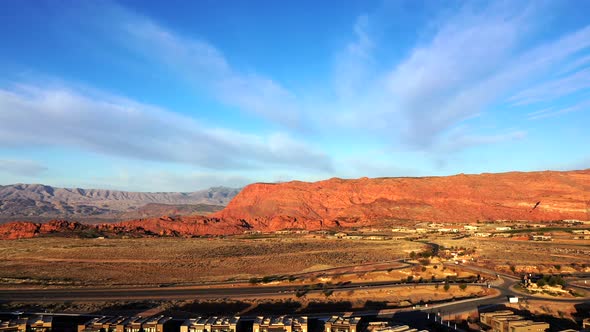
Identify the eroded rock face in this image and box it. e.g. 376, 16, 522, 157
1, 170, 589, 239
214, 170, 590, 228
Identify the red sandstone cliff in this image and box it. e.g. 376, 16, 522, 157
214, 169, 590, 229
1, 169, 589, 239
0, 216, 251, 239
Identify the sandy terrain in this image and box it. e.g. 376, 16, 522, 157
0, 236, 425, 287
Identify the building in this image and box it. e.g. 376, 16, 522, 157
181, 316, 240, 332
496, 227, 512, 231
480, 311, 517, 327
507, 321, 549, 332
474, 232, 493, 237
464, 225, 479, 231
365, 321, 427, 332
0, 318, 28, 332
120, 316, 151, 332
583, 318, 590, 329
490, 315, 525, 332
531, 235, 552, 241
79, 316, 128, 332
325, 316, 361, 332
0, 316, 52, 332
253, 316, 307, 332
480, 311, 549, 332
141, 315, 174, 332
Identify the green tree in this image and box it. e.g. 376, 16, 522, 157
444, 283, 450, 292
459, 284, 467, 290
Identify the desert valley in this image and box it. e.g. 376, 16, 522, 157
3, 1, 590, 331
1, 170, 590, 331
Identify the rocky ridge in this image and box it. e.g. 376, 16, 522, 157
1, 169, 589, 239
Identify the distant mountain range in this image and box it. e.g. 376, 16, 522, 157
0, 184, 240, 222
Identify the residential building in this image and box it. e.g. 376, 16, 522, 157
480, 311, 549, 332
490, 315, 525, 332
474, 232, 492, 237
531, 235, 552, 241
141, 315, 173, 332
496, 227, 512, 231
253, 316, 307, 332
181, 317, 240, 332
508, 321, 549, 332
480, 311, 517, 326
0, 318, 28, 332
119, 317, 150, 332
325, 316, 361, 332
78, 316, 129, 332
464, 225, 479, 231
583, 318, 590, 329
0, 316, 52, 332
365, 321, 427, 332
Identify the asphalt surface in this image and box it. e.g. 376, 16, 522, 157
0, 280, 484, 302
1, 260, 588, 317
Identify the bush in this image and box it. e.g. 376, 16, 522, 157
536, 279, 546, 287
444, 283, 450, 292
459, 284, 467, 290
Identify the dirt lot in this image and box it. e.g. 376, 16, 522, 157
0, 236, 425, 287
428, 235, 590, 274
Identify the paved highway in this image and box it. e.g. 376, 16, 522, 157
0, 280, 487, 302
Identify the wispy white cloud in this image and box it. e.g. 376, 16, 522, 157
104, 5, 304, 129
0, 84, 332, 172
527, 99, 590, 120
90, 170, 251, 192
510, 67, 590, 105
330, 2, 590, 154
0, 159, 47, 177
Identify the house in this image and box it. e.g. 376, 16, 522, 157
253, 316, 307, 332
120, 316, 151, 332
391, 228, 407, 233
531, 235, 552, 241
364, 235, 389, 241
365, 322, 427, 332
480, 311, 517, 326
78, 316, 128, 332
480, 311, 549, 332
495, 227, 512, 231
464, 225, 479, 231
142, 315, 174, 332
1, 316, 52, 332
325, 316, 361, 332
181, 316, 240, 332
507, 321, 549, 332
334, 232, 348, 239
474, 232, 492, 237
582, 318, 590, 329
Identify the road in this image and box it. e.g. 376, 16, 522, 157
0, 280, 487, 302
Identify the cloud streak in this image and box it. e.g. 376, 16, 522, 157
0, 159, 47, 177
103, 4, 304, 129
0, 84, 332, 172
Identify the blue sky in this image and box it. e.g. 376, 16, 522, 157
1, 0, 589, 191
